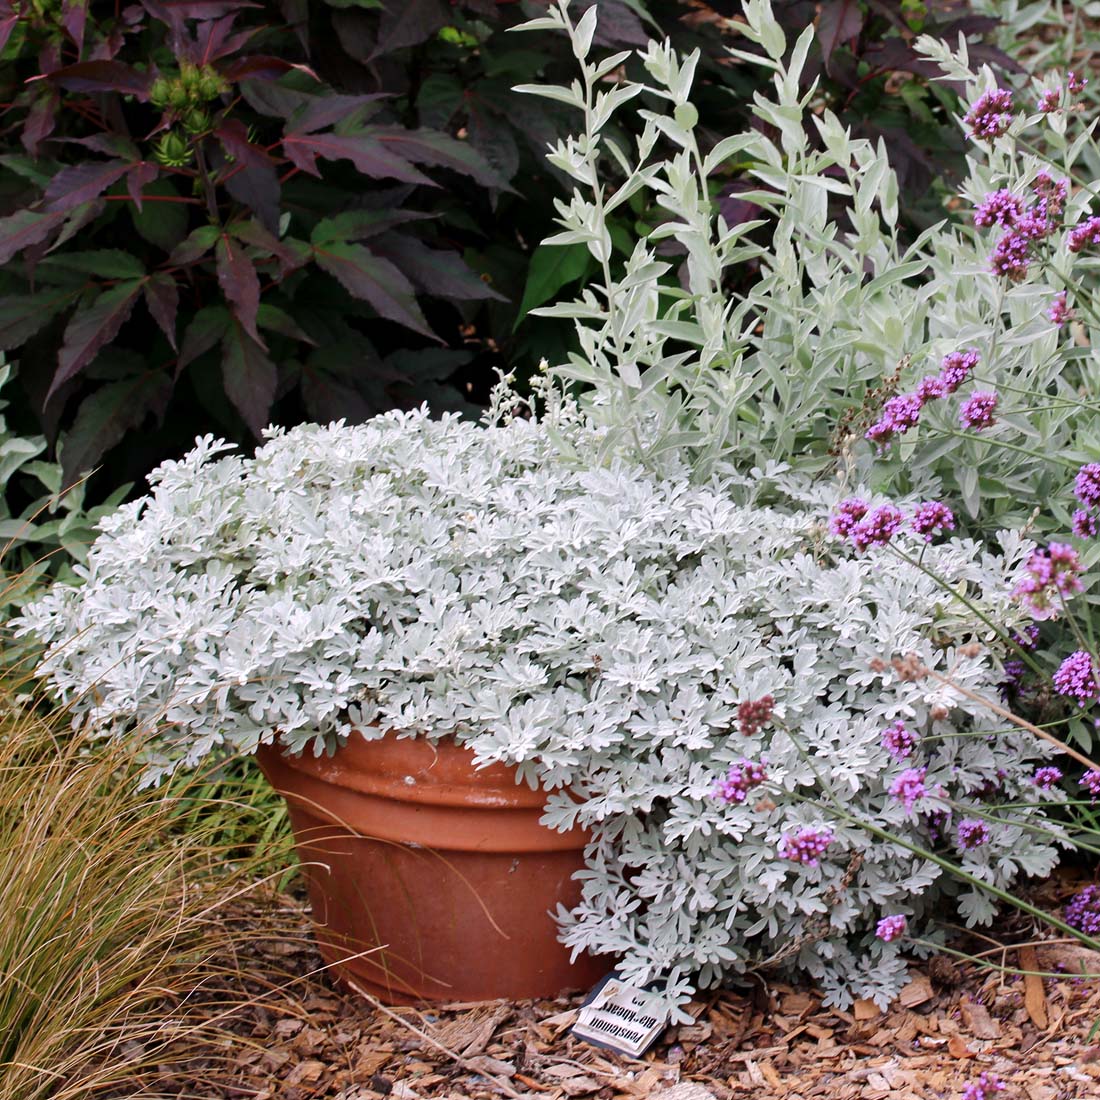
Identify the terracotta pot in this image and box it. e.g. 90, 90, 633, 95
255, 732, 606, 1004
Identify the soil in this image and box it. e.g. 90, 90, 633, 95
101, 872, 1100, 1100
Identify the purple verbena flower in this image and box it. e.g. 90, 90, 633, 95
1048, 291, 1073, 327
714, 759, 768, 804
1033, 172, 1068, 215
1069, 71, 1088, 94
865, 393, 923, 450
1073, 509, 1098, 539
916, 374, 946, 404
1065, 884, 1100, 936
1053, 650, 1099, 706
875, 914, 907, 942
849, 503, 904, 552
962, 1072, 1006, 1100
778, 826, 834, 867
1013, 544, 1084, 619
1083, 770, 1100, 802
1075, 463, 1100, 509
1012, 624, 1041, 650
990, 228, 1032, 280
1032, 766, 1063, 790
890, 766, 928, 812
881, 720, 916, 760
1000, 658, 1026, 700
911, 501, 955, 542
957, 818, 991, 850
829, 497, 868, 538
1068, 216, 1100, 253
938, 349, 980, 393
959, 391, 999, 430
1038, 87, 1060, 112
974, 189, 1023, 228
965, 89, 1014, 140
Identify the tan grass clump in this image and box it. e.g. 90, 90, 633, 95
0, 686, 302, 1100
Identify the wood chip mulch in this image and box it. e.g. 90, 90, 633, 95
105, 877, 1100, 1100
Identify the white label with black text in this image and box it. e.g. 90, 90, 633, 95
571, 976, 670, 1058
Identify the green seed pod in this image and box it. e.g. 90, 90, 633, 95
168, 81, 190, 110
153, 131, 193, 168
180, 62, 201, 89
197, 72, 226, 101
149, 78, 172, 109
181, 108, 211, 135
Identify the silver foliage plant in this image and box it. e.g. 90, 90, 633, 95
18, 392, 1063, 1011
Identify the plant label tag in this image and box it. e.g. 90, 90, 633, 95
570, 972, 670, 1058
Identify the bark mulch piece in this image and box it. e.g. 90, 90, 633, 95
103, 880, 1100, 1100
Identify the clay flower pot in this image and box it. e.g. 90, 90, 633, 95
255, 731, 606, 1004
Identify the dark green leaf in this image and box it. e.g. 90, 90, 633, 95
41, 250, 145, 280
129, 180, 189, 252
168, 225, 222, 266
179, 306, 231, 371
513, 243, 591, 329
0, 209, 65, 266
0, 290, 77, 350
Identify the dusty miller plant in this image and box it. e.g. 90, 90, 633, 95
18, 398, 1067, 1011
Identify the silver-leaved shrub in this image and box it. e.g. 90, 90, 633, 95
18, 396, 1064, 1011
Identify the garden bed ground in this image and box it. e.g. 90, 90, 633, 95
106, 872, 1100, 1100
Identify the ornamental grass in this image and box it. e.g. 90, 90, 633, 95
0, 680, 296, 1100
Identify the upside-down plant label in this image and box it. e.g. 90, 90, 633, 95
571, 973, 671, 1057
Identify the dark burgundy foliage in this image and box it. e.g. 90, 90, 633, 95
0, 0, 1007, 499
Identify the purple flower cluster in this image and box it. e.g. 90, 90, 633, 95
1012, 543, 1084, 619
1068, 216, 1100, 253
974, 189, 1024, 227
875, 914, 907, 942
714, 759, 767, 804
1073, 463, 1100, 540
1032, 766, 1063, 790
961, 1072, 1006, 1100
959, 390, 999, 431
1047, 290, 1073, 327
1077, 464, 1100, 508
1053, 650, 1099, 706
911, 501, 956, 542
999, 657, 1027, 700
890, 766, 928, 812
881, 720, 916, 760
778, 826, 834, 867
1065, 884, 1100, 935
1083, 769, 1100, 802
849, 503, 904, 551
964, 89, 1014, 140
865, 350, 985, 450
830, 498, 954, 552
1073, 509, 1098, 539
977, 173, 1067, 281
957, 818, 991, 850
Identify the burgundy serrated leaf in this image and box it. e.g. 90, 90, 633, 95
373, 233, 505, 302
61, 0, 87, 52
215, 232, 264, 347
0, 2, 17, 55
44, 160, 132, 213
126, 162, 159, 210
221, 319, 276, 438
219, 55, 319, 83
216, 119, 280, 229
0, 209, 66, 266
817, 0, 863, 78
282, 131, 434, 184
231, 218, 304, 278
370, 0, 450, 61
287, 94, 388, 136
50, 280, 144, 401
22, 86, 59, 157
40, 60, 154, 98
144, 273, 179, 350
313, 239, 437, 340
